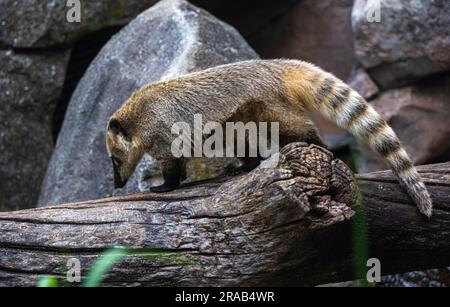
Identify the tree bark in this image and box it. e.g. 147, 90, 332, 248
0, 142, 449, 287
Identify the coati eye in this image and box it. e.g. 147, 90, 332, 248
109, 119, 127, 138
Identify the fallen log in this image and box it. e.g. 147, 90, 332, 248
0, 142, 449, 287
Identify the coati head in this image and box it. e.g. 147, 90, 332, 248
106, 118, 144, 189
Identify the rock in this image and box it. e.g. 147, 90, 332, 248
321, 132, 353, 151
348, 68, 379, 100
309, 113, 352, 151
191, 0, 301, 38
251, 0, 357, 80
248, 0, 357, 145
356, 74, 450, 173
0, 0, 158, 48
381, 269, 450, 287
352, 0, 450, 89
0, 49, 70, 211
38, 0, 259, 207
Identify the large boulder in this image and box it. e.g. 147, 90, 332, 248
381, 269, 450, 287
0, 0, 158, 48
356, 73, 450, 173
352, 0, 450, 89
191, 0, 301, 38
249, 0, 357, 148
0, 49, 70, 211
348, 68, 379, 101
38, 0, 259, 207
251, 0, 357, 80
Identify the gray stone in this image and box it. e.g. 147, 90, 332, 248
356, 73, 450, 173
321, 132, 352, 151
381, 269, 450, 287
348, 68, 379, 100
191, 0, 301, 38
0, 49, 70, 211
352, 0, 450, 89
38, 0, 259, 207
251, 0, 357, 80
249, 0, 358, 147
0, 0, 158, 48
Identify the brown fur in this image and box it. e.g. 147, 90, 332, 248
106, 59, 432, 216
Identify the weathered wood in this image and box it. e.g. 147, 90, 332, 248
356, 163, 450, 276
0, 143, 449, 287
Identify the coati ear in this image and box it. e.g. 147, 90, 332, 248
108, 119, 128, 139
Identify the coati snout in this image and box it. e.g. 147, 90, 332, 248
106, 118, 144, 189
112, 156, 127, 189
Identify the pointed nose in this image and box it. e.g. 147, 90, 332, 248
112, 161, 127, 189
114, 176, 127, 189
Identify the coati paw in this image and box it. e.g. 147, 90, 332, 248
150, 184, 178, 193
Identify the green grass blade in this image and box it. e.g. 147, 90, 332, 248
37, 276, 59, 287
83, 247, 129, 287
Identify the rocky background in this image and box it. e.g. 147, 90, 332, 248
1, 0, 449, 286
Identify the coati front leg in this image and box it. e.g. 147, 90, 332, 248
150, 158, 186, 193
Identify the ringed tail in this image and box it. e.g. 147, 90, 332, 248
288, 61, 433, 217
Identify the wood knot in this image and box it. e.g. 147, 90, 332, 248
263, 142, 356, 225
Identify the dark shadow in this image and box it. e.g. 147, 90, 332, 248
52, 26, 123, 140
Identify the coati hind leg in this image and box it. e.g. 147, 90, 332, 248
232, 105, 325, 172
235, 125, 324, 173
274, 110, 326, 148
257, 106, 327, 152
226, 101, 326, 172
150, 158, 186, 193
278, 122, 326, 148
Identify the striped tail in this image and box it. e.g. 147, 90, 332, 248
310, 72, 432, 217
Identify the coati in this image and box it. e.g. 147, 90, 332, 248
106, 59, 432, 217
